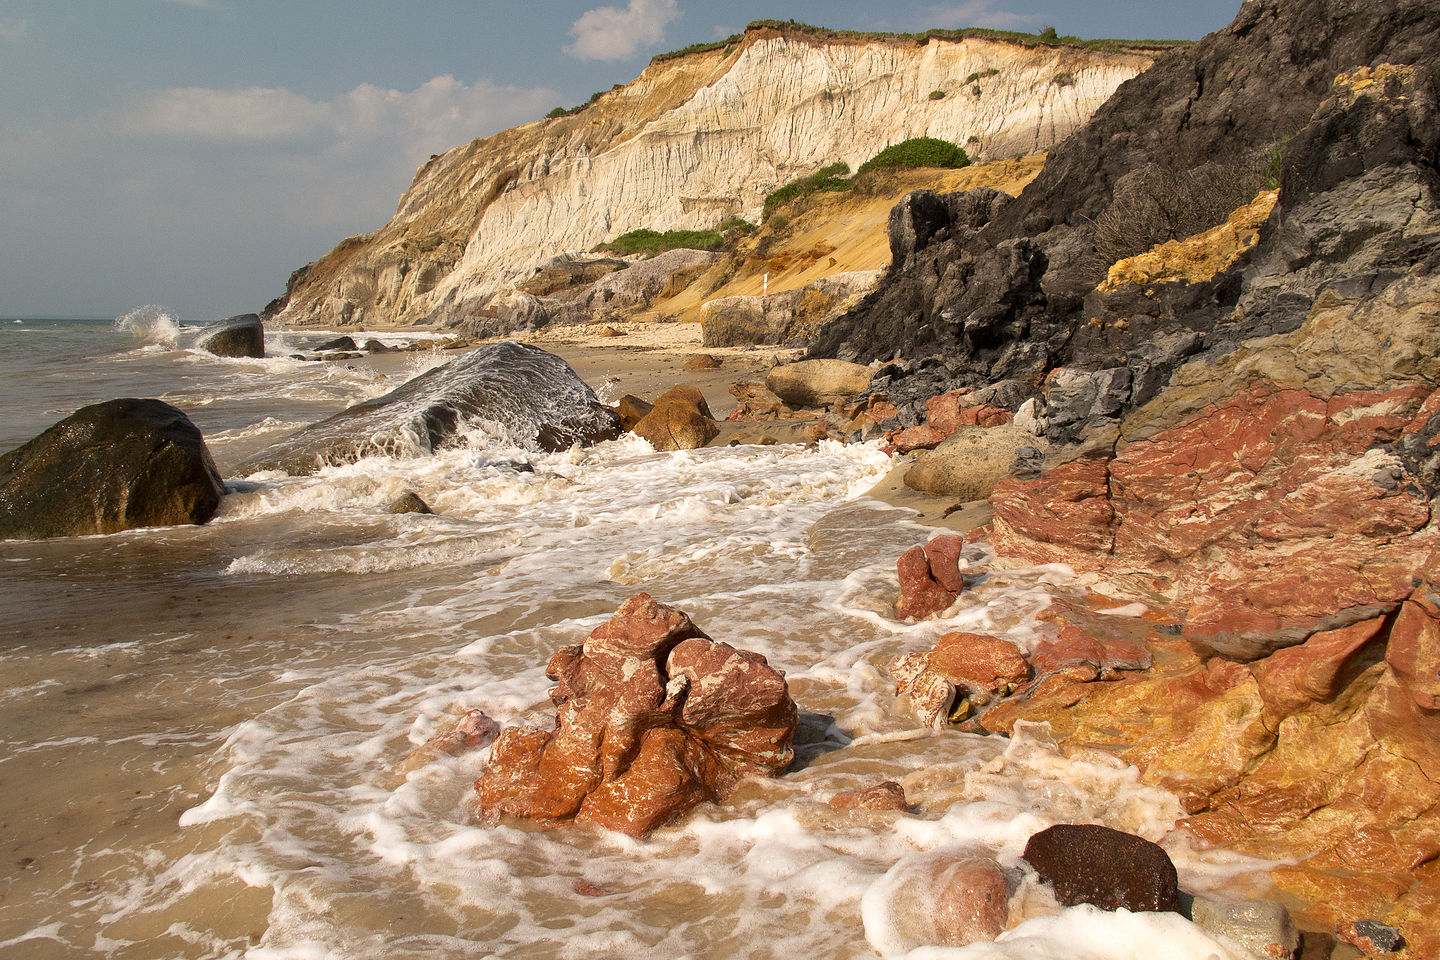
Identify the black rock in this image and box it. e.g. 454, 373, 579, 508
363, 339, 393, 353
0, 399, 224, 539
1021, 823, 1181, 913
811, 0, 1440, 434
235, 341, 624, 476
315, 335, 358, 351
199, 314, 265, 358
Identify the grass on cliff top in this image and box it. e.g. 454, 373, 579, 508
762, 163, 854, 222
594, 228, 726, 256
857, 138, 969, 175
650, 21, 1190, 63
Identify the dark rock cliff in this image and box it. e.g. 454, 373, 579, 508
810, 0, 1440, 439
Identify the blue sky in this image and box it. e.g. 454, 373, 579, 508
0, 0, 1242, 320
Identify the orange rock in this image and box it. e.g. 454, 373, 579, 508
1385, 581, 1440, 709
927, 632, 1029, 693
830, 781, 909, 811
474, 594, 797, 836
895, 544, 958, 621
633, 385, 719, 450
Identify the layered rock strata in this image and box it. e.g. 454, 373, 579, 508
268, 25, 1153, 328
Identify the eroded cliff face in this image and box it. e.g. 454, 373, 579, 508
270, 27, 1154, 328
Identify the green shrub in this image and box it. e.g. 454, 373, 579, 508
594, 228, 725, 256
964, 68, 1000, 84
762, 162, 852, 221
928, 89, 947, 100
972, 84, 983, 96
1052, 71, 1075, 87
857, 137, 969, 175
718, 218, 758, 235
546, 106, 569, 119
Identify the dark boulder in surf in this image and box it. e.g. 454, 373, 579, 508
235, 341, 624, 476
199, 313, 265, 358
1022, 823, 1180, 913
0, 398, 224, 539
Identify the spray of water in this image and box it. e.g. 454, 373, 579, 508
114, 304, 181, 347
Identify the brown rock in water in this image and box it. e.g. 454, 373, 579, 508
895, 536, 967, 621
388, 492, 433, 515
632, 385, 719, 450
887, 652, 957, 729
1022, 823, 1180, 913
0, 398, 225, 539
474, 594, 797, 836
830, 781, 909, 811
399, 708, 500, 774
870, 855, 1012, 952
615, 395, 654, 431
895, 545, 956, 621
928, 632, 1030, 694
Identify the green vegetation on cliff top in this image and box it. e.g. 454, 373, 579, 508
650, 20, 1189, 64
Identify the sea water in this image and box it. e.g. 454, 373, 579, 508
0, 315, 1266, 959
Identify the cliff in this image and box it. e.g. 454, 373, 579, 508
267, 24, 1156, 329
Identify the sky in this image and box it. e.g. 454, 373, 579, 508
0, 0, 1244, 321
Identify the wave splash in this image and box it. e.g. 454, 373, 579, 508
114, 304, 181, 347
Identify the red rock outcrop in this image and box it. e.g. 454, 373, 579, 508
886, 389, 1016, 454
474, 594, 797, 836
895, 534, 966, 621
991, 383, 1440, 661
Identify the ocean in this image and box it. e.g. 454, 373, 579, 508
0, 313, 1265, 959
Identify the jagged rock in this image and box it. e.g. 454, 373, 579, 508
1022, 823, 1180, 913
388, 492, 433, 515
1337, 919, 1407, 955
199, 314, 265, 358
0, 399, 224, 539
895, 535, 968, 622
1188, 896, 1300, 960
926, 632, 1030, 695
474, 594, 798, 836
829, 781, 909, 811
812, 0, 1440, 436
888, 652, 957, 729
766, 359, 874, 408
632, 385, 719, 451
235, 341, 623, 476
992, 384, 1440, 661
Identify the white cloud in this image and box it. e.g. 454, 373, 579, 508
0, 18, 29, 43
911, 2, 1044, 31
565, 0, 680, 62
0, 75, 560, 317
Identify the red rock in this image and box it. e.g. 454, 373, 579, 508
931, 858, 1011, 946
925, 389, 972, 433
991, 384, 1440, 661
923, 534, 967, 592
830, 780, 910, 811
889, 423, 951, 454
928, 632, 1029, 693
871, 855, 1011, 951
1385, 581, 1440, 710
474, 594, 797, 835
896, 545, 959, 621
1252, 616, 1388, 718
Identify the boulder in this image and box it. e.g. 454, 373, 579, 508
615, 395, 654, 431
904, 422, 1035, 499
1021, 823, 1180, 913
766, 360, 874, 408
888, 652, 957, 729
235, 341, 623, 475
927, 632, 1030, 695
474, 594, 797, 836
682, 354, 722, 371
315, 335, 358, 351
895, 535, 967, 621
829, 781, 909, 811
363, 339, 393, 353
388, 492, 433, 515
1188, 896, 1300, 960
0, 398, 224, 539
632, 385, 719, 451
198, 313, 265, 358
399, 708, 500, 775
862, 854, 1012, 956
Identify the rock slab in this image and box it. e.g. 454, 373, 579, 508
0, 398, 224, 539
